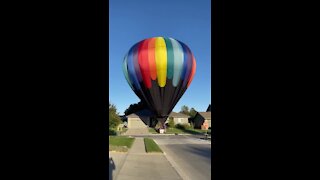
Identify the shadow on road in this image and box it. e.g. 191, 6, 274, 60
187, 145, 212, 160
109, 158, 116, 180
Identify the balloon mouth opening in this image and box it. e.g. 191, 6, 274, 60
157, 116, 168, 130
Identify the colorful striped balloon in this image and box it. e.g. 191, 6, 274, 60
123, 37, 196, 128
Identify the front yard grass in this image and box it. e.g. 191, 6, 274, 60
109, 136, 135, 152
144, 138, 163, 153
149, 127, 211, 135
148, 128, 158, 134
182, 128, 211, 135
165, 127, 185, 134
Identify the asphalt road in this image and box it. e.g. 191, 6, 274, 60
152, 135, 211, 180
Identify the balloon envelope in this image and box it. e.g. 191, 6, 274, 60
123, 37, 196, 125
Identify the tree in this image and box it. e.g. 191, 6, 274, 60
124, 101, 146, 115
179, 105, 197, 117
168, 117, 174, 128
109, 102, 121, 129
189, 108, 197, 118
179, 105, 189, 115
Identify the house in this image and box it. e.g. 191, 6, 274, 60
125, 108, 192, 129
193, 111, 211, 130
125, 109, 154, 129
165, 112, 190, 125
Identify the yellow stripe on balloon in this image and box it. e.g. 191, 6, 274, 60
155, 37, 167, 87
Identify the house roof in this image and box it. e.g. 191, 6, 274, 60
169, 112, 190, 118
206, 104, 211, 112
197, 112, 211, 119
126, 109, 154, 118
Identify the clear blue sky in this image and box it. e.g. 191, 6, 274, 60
109, 0, 211, 114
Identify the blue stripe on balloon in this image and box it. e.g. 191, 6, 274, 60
122, 54, 134, 90
180, 42, 189, 81
170, 38, 184, 87
127, 44, 141, 90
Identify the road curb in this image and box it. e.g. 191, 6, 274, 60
162, 148, 190, 180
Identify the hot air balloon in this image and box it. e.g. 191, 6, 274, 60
123, 37, 196, 132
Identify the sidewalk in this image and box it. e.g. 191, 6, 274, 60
110, 137, 182, 180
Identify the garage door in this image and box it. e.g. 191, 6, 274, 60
128, 118, 147, 129
207, 120, 211, 127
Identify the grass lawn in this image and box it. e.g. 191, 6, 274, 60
182, 128, 211, 135
149, 127, 211, 135
144, 138, 163, 153
165, 128, 186, 134
148, 128, 158, 134
109, 136, 135, 152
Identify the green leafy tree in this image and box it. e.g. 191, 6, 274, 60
109, 102, 121, 129
179, 105, 189, 115
189, 108, 197, 118
124, 101, 146, 115
168, 117, 175, 128
180, 105, 197, 117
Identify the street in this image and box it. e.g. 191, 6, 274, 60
152, 135, 211, 180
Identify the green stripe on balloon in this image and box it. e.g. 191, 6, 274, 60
164, 37, 174, 79
170, 38, 184, 87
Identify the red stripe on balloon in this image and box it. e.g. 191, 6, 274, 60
148, 38, 157, 80
138, 40, 152, 88
187, 55, 196, 87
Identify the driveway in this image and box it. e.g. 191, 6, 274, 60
152, 135, 211, 180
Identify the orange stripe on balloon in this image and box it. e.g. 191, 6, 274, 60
138, 40, 152, 88
187, 55, 196, 87
148, 38, 157, 80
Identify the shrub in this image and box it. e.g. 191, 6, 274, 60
168, 117, 175, 128
109, 102, 122, 129
175, 123, 190, 130
190, 122, 195, 129
109, 128, 117, 136
109, 113, 121, 129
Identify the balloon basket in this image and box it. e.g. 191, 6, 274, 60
159, 129, 165, 134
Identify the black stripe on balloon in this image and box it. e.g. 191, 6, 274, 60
167, 79, 182, 114
135, 84, 154, 114
171, 86, 188, 114
168, 79, 185, 113
139, 81, 157, 114
149, 80, 162, 116
162, 78, 175, 115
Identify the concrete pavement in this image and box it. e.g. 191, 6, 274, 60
153, 135, 212, 180
110, 137, 182, 180
109, 152, 128, 180
123, 128, 150, 136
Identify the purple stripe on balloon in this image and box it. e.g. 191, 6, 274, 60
179, 42, 189, 81
182, 44, 193, 87
133, 42, 143, 82
127, 43, 141, 90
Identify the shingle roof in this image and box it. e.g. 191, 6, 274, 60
197, 112, 211, 119
126, 109, 154, 118
169, 112, 190, 118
